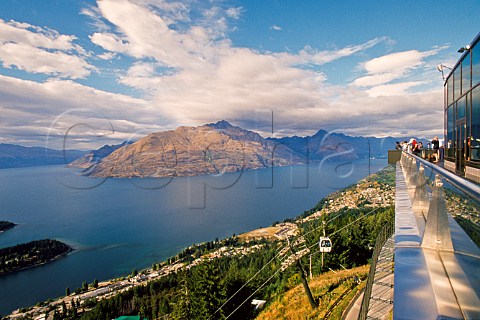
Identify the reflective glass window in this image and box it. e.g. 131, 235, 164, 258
462, 53, 471, 94
447, 104, 455, 158
447, 75, 454, 105
454, 66, 461, 100
457, 95, 466, 119
444, 84, 447, 109
473, 42, 480, 87
471, 86, 480, 160
466, 93, 471, 160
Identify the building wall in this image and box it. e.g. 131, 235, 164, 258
444, 159, 456, 173
444, 33, 480, 176
466, 166, 480, 183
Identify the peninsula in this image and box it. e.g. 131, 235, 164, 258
0, 220, 16, 233
0, 239, 72, 276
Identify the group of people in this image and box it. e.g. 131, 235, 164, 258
395, 136, 442, 163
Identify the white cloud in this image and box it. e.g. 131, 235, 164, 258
302, 37, 389, 65
131, 0, 190, 24
0, 19, 94, 79
0, 74, 168, 148
0, 43, 94, 78
226, 7, 242, 19
352, 48, 446, 97
366, 81, 427, 97
0, 18, 75, 50
97, 51, 117, 60
93, 0, 197, 66
82, 0, 445, 139
270, 25, 282, 31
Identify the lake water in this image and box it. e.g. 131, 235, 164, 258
0, 158, 386, 314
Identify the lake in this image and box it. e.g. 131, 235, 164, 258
0, 158, 386, 314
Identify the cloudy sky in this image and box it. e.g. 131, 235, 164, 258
0, 0, 479, 149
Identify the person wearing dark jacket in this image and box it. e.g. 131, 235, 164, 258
431, 136, 440, 162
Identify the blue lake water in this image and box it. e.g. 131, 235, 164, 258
0, 158, 386, 314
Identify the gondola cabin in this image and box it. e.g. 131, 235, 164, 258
443, 32, 480, 183
319, 237, 332, 253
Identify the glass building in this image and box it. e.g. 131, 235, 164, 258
444, 32, 480, 183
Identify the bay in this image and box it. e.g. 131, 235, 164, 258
0, 158, 386, 315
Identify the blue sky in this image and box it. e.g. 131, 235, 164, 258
0, 0, 479, 149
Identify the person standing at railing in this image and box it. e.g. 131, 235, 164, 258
408, 138, 417, 154
413, 141, 422, 156
432, 136, 440, 162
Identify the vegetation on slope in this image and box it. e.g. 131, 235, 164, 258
256, 265, 369, 320
444, 189, 480, 247
0, 239, 72, 275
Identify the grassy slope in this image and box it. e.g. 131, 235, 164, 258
256, 265, 368, 320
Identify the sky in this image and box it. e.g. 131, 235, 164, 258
0, 0, 479, 150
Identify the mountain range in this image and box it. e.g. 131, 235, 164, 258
83, 120, 305, 178
1, 121, 415, 174
0, 143, 84, 169
66, 141, 132, 169
71, 120, 402, 178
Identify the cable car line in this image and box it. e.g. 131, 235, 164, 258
211, 205, 382, 318
209, 244, 290, 319
224, 267, 284, 319
306, 206, 380, 252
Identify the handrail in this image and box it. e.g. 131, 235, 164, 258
358, 220, 394, 320
402, 151, 480, 202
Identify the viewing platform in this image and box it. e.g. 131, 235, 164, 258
358, 152, 480, 320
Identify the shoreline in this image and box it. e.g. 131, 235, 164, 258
0, 222, 17, 234
0, 241, 73, 277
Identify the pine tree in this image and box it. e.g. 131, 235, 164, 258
61, 300, 67, 317
71, 300, 77, 317
190, 263, 226, 319
82, 281, 88, 292
172, 270, 192, 319
52, 308, 61, 320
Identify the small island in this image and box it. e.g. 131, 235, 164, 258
0, 220, 16, 233
0, 239, 72, 275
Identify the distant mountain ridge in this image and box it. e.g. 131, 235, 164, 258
0, 122, 420, 173
86, 121, 304, 178
0, 143, 85, 169
67, 141, 132, 169
72, 121, 421, 178
268, 130, 402, 160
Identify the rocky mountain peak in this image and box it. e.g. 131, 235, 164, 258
206, 120, 234, 129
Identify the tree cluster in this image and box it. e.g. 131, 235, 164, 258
0, 239, 71, 275
0, 220, 16, 232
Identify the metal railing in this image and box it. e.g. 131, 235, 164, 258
358, 220, 395, 320
405, 152, 480, 203
357, 152, 479, 319
395, 151, 480, 319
